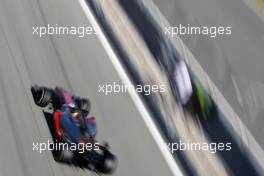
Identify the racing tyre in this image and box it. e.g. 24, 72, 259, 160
54, 149, 74, 162
31, 86, 52, 107
96, 153, 117, 174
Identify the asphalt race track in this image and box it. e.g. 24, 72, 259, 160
0, 0, 174, 175
153, 0, 264, 149
116, 0, 262, 175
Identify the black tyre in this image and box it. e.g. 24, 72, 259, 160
54, 148, 74, 162
31, 86, 52, 107
96, 153, 117, 174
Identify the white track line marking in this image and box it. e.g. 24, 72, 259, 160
78, 0, 184, 175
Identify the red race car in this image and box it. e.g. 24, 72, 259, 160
31, 85, 117, 174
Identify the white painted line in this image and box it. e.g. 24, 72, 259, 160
78, 0, 184, 175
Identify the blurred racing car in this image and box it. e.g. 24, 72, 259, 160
170, 60, 215, 120
152, 37, 215, 120
31, 85, 117, 174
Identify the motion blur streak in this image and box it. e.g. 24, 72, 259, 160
147, 0, 264, 173
89, 0, 229, 175
78, 1, 183, 176
0, 0, 177, 175
119, 0, 262, 175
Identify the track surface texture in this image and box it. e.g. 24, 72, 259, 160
0, 0, 174, 175
153, 0, 264, 149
